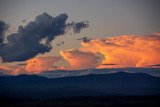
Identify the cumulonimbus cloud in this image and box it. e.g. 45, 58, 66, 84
0, 13, 89, 62
60, 49, 100, 70
9, 56, 61, 75
25, 56, 61, 74
81, 34, 160, 68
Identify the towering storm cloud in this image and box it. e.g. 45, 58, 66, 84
0, 13, 89, 62
25, 56, 61, 74
81, 34, 160, 68
60, 49, 100, 70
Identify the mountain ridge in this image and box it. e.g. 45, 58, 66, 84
0, 72, 160, 99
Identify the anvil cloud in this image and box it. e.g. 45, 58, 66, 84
81, 34, 160, 68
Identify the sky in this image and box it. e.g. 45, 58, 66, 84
0, 0, 160, 75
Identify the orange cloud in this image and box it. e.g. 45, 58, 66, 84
25, 56, 61, 74
60, 49, 100, 70
11, 67, 26, 75
0, 56, 61, 75
0, 65, 12, 71
0, 65, 13, 74
81, 34, 160, 68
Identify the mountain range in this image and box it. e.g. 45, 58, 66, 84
0, 72, 160, 99
39, 68, 160, 78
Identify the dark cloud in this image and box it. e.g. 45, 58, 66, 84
61, 41, 64, 45
56, 43, 61, 46
68, 21, 89, 33
22, 19, 26, 23
149, 64, 160, 67
77, 37, 91, 43
0, 13, 89, 62
56, 41, 64, 46
102, 63, 119, 66
0, 20, 8, 44
15, 63, 27, 66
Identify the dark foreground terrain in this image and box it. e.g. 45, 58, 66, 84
0, 96, 160, 107
0, 72, 160, 107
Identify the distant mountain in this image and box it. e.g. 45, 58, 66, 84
39, 68, 160, 78
0, 72, 160, 99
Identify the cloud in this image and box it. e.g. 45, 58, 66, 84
0, 56, 61, 75
148, 64, 160, 68
0, 65, 13, 74
81, 34, 160, 68
56, 41, 65, 46
11, 67, 26, 75
77, 37, 91, 43
15, 63, 27, 66
25, 56, 61, 74
0, 64, 26, 75
67, 21, 89, 33
0, 20, 8, 45
0, 13, 89, 62
150, 64, 160, 66
60, 49, 100, 70
102, 63, 118, 65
